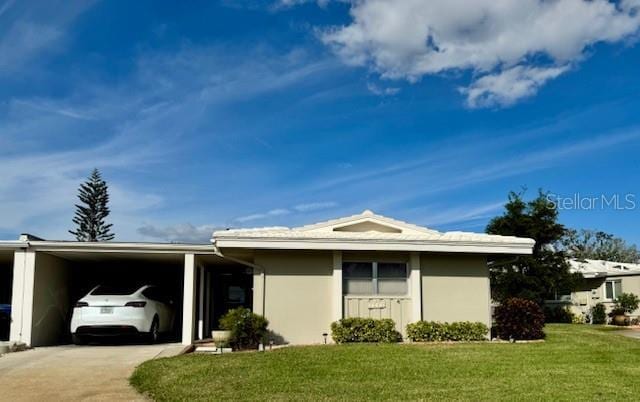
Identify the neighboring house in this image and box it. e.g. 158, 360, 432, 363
548, 259, 640, 319
0, 210, 534, 347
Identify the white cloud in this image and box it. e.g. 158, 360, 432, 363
293, 201, 338, 212
366, 82, 400, 96
421, 201, 505, 227
235, 208, 291, 223
137, 223, 220, 243
461, 65, 569, 108
0, 1, 94, 73
0, 43, 336, 240
277, 0, 330, 8
321, 0, 640, 107
234, 201, 338, 223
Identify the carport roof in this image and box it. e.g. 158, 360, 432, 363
2, 238, 216, 254
213, 210, 535, 254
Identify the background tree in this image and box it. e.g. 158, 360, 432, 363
69, 169, 115, 241
486, 189, 582, 304
560, 229, 640, 263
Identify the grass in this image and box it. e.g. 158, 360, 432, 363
131, 324, 640, 401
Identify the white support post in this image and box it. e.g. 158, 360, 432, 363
410, 252, 422, 322
204, 270, 211, 335
182, 253, 196, 345
197, 265, 205, 340
9, 249, 36, 346
332, 251, 343, 322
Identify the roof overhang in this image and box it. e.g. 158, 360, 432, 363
25, 241, 217, 255
214, 237, 533, 254
0, 241, 27, 250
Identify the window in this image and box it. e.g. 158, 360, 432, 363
343, 262, 407, 295
605, 280, 622, 300
92, 284, 142, 295
227, 286, 246, 303
143, 286, 171, 304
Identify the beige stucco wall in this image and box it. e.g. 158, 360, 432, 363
421, 254, 491, 327
31, 252, 71, 346
255, 250, 334, 345
255, 250, 492, 344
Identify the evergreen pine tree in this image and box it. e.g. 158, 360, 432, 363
69, 169, 115, 241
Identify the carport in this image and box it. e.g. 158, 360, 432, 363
9, 239, 217, 347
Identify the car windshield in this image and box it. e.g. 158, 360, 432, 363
91, 284, 142, 295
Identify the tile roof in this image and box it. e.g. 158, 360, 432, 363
214, 210, 534, 245
569, 259, 640, 277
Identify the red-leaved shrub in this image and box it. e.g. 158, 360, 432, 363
494, 298, 545, 340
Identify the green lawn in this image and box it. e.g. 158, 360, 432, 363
131, 325, 640, 401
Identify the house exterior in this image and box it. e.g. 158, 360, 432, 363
1, 210, 534, 347
548, 259, 640, 319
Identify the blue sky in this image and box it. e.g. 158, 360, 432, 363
1, 0, 640, 244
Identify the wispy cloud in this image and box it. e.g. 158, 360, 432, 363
137, 223, 221, 243
0, 1, 95, 73
293, 201, 338, 212
235, 208, 291, 223
0, 42, 337, 240
419, 201, 505, 227
366, 82, 400, 97
234, 201, 338, 223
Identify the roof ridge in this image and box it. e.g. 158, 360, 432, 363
295, 209, 440, 234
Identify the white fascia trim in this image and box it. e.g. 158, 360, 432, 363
0, 241, 28, 249
214, 238, 533, 255
26, 241, 217, 254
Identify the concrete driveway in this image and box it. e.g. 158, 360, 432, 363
0, 343, 184, 401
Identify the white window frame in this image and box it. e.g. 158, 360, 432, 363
343, 261, 408, 296
604, 279, 622, 301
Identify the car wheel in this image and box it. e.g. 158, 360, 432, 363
72, 334, 86, 345
148, 317, 160, 344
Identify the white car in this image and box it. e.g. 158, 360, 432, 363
70, 284, 175, 344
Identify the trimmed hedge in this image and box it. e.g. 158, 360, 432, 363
406, 321, 488, 342
494, 298, 545, 340
591, 303, 606, 325
331, 318, 402, 343
219, 307, 269, 350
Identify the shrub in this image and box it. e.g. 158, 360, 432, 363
494, 298, 545, 340
615, 293, 640, 314
571, 314, 585, 324
406, 321, 488, 342
591, 303, 606, 324
219, 307, 269, 350
543, 306, 574, 323
331, 318, 402, 343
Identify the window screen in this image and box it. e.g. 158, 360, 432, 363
377, 263, 407, 295
343, 262, 373, 295
605, 280, 622, 300
605, 281, 613, 299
